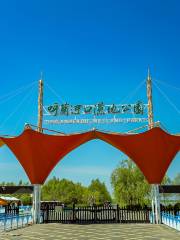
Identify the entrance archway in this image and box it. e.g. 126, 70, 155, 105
0, 127, 179, 185
0, 126, 180, 224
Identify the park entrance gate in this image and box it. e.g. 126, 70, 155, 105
41, 203, 151, 224
1, 71, 180, 225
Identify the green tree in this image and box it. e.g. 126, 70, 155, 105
173, 173, 180, 185
41, 177, 111, 205
111, 159, 172, 207
171, 173, 180, 203
41, 177, 86, 204
88, 179, 111, 204
18, 180, 23, 185
82, 188, 100, 205
160, 175, 173, 205
111, 159, 151, 206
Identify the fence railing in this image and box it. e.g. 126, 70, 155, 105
0, 213, 33, 232
161, 213, 180, 231
160, 205, 180, 216
41, 204, 151, 224
0, 206, 33, 232
1, 204, 179, 229
5, 205, 19, 215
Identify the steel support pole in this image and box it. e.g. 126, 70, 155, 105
154, 184, 161, 224
32, 78, 43, 224
151, 185, 155, 223
33, 184, 41, 223
146, 69, 161, 224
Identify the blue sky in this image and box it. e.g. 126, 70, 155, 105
0, 0, 179, 193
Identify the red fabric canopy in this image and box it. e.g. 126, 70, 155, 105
0, 127, 179, 184
96, 128, 180, 184
0, 139, 4, 147
0, 130, 96, 184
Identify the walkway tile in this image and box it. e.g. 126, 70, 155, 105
0, 223, 180, 240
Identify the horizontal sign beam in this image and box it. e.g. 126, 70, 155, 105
159, 185, 180, 194
44, 118, 148, 125
0, 186, 34, 194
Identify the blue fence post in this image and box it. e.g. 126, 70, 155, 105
10, 216, 13, 230
3, 215, 6, 231
162, 212, 180, 231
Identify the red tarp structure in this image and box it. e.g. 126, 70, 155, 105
0, 139, 4, 148
0, 127, 180, 184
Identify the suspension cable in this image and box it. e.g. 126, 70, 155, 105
12, 87, 36, 134
27, 123, 66, 135
154, 79, 180, 91
153, 81, 180, 116
0, 81, 36, 104
126, 121, 161, 133
44, 81, 67, 103
0, 85, 36, 129
120, 79, 146, 103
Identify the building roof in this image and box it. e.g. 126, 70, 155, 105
0, 196, 19, 201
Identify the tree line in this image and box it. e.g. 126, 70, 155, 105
0, 159, 179, 206
111, 159, 179, 206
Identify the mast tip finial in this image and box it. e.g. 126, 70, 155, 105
147, 66, 151, 80
40, 71, 43, 81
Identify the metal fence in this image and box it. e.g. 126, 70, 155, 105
160, 205, 180, 231
0, 206, 32, 232
1, 204, 179, 229
161, 213, 180, 231
41, 204, 151, 224
160, 205, 180, 216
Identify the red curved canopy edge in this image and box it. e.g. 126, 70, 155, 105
0, 139, 4, 147
96, 128, 180, 184
0, 129, 96, 184
0, 127, 179, 184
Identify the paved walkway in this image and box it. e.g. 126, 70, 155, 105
0, 223, 180, 240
